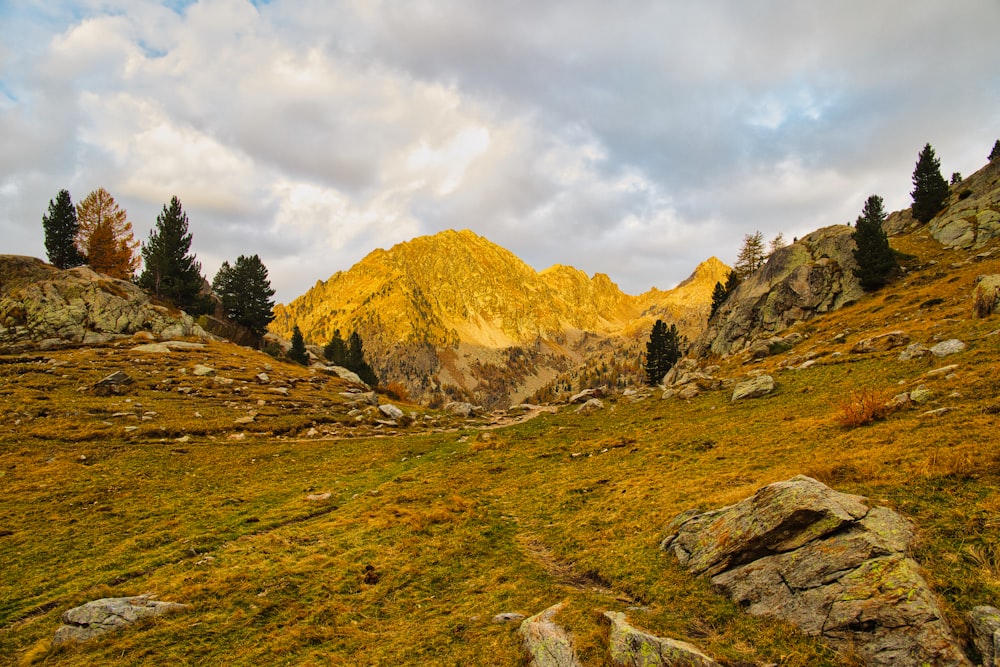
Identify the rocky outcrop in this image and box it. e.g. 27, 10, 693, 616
52, 595, 189, 645
519, 602, 582, 667
730, 374, 774, 402
694, 226, 864, 357
603, 611, 720, 667
0, 256, 207, 350
969, 605, 1000, 667
661, 475, 970, 667
974, 275, 1000, 317
927, 158, 1000, 250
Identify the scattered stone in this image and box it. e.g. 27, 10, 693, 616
519, 602, 582, 667
305, 492, 331, 501
52, 595, 189, 646
604, 611, 719, 667
569, 389, 598, 404
898, 343, 930, 361
661, 475, 970, 667
93, 371, 135, 397
255, 372, 270, 383
305, 427, 318, 437
440, 401, 475, 418
192, 364, 215, 376
378, 404, 404, 420
268, 387, 289, 396
731, 374, 774, 402
887, 392, 911, 409
969, 606, 1000, 667
974, 275, 1000, 318
677, 385, 700, 400
131, 342, 172, 353
931, 339, 967, 357
234, 413, 256, 425
926, 364, 959, 378
909, 387, 933, 404
575, 398, 604, 414
850, 331, 910, 354
920, 407, 953, 418
493, 612, 526, 624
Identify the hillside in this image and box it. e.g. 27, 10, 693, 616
2, 208, 1000, 664
270, 229, 729, 407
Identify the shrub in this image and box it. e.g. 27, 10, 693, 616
836, 388, 893, 427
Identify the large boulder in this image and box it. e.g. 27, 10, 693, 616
0, 256, 206, 349
519, 602, 582, 667
52, 595, 189, 645
604, 611, 720, 666
693, 226, 864, 357
731, 374, 774, 402
927, 159, 1000, 250
661, 476, 970, 667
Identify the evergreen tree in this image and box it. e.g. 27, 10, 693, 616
138, 196, 207, 313
346, 331, 378, 386
644, 320, 685, 386
910, 143, 950, 223
212, 254, 276, 337
734, 231, 766, 279
769, 232, 786, 254
950, 172, 962, 185
990, 140, 1000, 162
852, 194, 898, 291
288, 325, 309, 365
324, 329, 348, 366
710, 281, 728, 318
75, 187, 139, 279
42, 189, 85, 269
724, 269, 741, 293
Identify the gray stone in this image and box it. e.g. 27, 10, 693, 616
969, 605, 1000, 667
519, 602, 582, 667
926, 364, 959, 378
731, 374, 774, 402
93, 371, 135, 396
909, 387, 933, 404
493, 612, 526, 624
974, 275, 1000, 317
445, 401, 479, 418
52, 595, 188, 645
898, 343, 930, 361
192, 364, 215, 376
931, 339, 967, 357
677, 385, 700, 400
575, 398, 605, 414
255, 372, 270, 383
569, 389, 598, 404
378, 403, 404, 420
851, 331, 910, 354
604, 611, 720, 666
661, 476, 970, 667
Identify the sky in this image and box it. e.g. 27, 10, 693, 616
2, 1, 999, 304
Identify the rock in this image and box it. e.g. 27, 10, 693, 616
731, 374, 774, 402
931, 339, 967, 357
909, 387, 933, 404
898, 343, 930, 361
661, 476, 970, 667
575, 398, 604, 414
604, 611, 720, 667
569, 389, 597, 404
974, 275, 1000, 317
694, 226, 865, 357
305, 492, 331, 501
493, 612, 526, 624
926, 364, 959, 378
445, 401, 479, 418
192, 364, 214, 376
677, 385, 700, 400
969, 606, 1000, 667
255, 372, 270, 383
93, 371, 135, 396
851, 331, 910, 354
519, 602, 582, 667
378, 404, 404, 420
929, 159, 1000, 249
52, 595, 188, 645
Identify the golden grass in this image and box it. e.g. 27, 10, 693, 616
1, 232, 1000, 666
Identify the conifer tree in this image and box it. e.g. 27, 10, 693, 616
990, 140, 1000, 162
769, 232, 786, 254
212, 254, 276, 337
910, 143, 949, 223
734, 231, 766, 279
75, 188, 139, 279
852, 194, 898, 291
289, 326, 309, 365
138, 196, 207, 312
42, 190, 85, 269
644, 320, 685, 385
710, 282, 728, 319
324, 329, 348, 366
347, 331, 378, 386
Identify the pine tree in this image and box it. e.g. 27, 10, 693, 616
138, 196, 207, 313
42, 190, 85, 269
990, 140, 1000, 162
212, 254, 276, 337
324, 329, 348, 366
910, 143, 950, 223
769, 232, 786, 254
644, 320, 685, 386
75, 188, 139, 279
346, 331, 378, 386
710, 282, 728, 318
852, 194, 898, 291
289, 325, 309, 365
734, 231, 766, 279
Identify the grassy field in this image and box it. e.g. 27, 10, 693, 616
2, 230, 1000, 666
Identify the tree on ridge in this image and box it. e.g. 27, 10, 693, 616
852, 194, 898, 291
42, 189, 85, 269
910, 143, 949, 223
75, 187, 139, 279
138, 196, 208, 313
212, 254, 276, 338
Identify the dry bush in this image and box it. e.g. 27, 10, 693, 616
835, 387, 893, 427
381, 381, 410, 402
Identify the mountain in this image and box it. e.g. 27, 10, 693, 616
270, 229, 728, 407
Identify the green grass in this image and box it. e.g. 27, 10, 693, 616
2, 231, 1000, 665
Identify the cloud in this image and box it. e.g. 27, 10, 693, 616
1, 0, 999, 302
